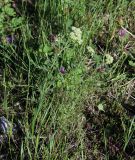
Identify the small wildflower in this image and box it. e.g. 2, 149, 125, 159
14, 102, 20, 107
87, 46, 95, 56
12, 2, 16, 8
70, 26, 82, 45
6, 35, 14, 44
60, 66, 65, 74
49, 34, 57, 42
118, 29, 126, 37
105, 54, 114, 64
72, 26, 82, 35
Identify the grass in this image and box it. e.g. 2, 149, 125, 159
0, 0, 135, 159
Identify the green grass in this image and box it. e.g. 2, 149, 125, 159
0, 0, 135, 159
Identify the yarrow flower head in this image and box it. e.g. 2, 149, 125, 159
70, 26, 82, 45
87, 46, 95, 56
105, 54, 114, 64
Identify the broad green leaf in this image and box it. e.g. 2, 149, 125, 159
11, 17, 23, 27
129, 61, 135, 67
97, 103, 104, 111
3, 4, 16, 16
39, 44, 52, 53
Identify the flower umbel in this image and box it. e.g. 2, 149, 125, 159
70, 26, 82, 45
105, 54, 114, 64
87, 46, 95, 56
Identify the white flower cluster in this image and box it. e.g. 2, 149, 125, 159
87, 46, 95, 56
70, 26, 82, 45
105, 54, 114, 64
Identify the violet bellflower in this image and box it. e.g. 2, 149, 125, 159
60, 66, 65, 74
6, 35, 14, 44
118, 29, 126, 37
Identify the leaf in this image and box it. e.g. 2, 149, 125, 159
66, 18, 73, 30
93, 54, 102, 65
11, 17, 23, 28
129, 61, 135, 67
66, 48, 74, 62
3, 4, 16, 16
97, 103, 104, 111
39, 44, 52, 54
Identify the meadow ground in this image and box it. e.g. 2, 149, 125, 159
0, 0, 135, 159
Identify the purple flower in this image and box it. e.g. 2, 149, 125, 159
12, 2, 16, 8
49, 34, 57, 42
60, 66, 65, 74
118, 29, 126, 37
6, 35, 14, 44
